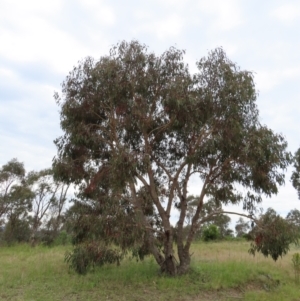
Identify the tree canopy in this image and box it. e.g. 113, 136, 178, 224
53, 40, 291, 275
0, 159, 32, 225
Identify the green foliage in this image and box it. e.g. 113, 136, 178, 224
0, 159, 33, 244
286, 208, 300, 231
54, 230, 70, 246
65, 242, 123, 274
249, 208, 299, 261
0, 159, 71, 247
2, 215, 31, 245
235, 217, 250, 237
26, 168, 70, 246
40, 229, 71, 246
0, 159, 33, 225
291, 148, 300, 199
63, 196, 158, 272
202, 224, 220, 241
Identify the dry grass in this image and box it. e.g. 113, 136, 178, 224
1, 241, 300, 300
191, 240, 297, 275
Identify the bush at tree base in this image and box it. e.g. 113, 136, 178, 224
63, 198, 162, 272
65, 242, 124, 274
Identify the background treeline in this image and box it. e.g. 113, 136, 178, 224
1, 158, 300, 248
0, 158, 70, 246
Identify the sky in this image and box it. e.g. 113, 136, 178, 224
1, 0, 300, 225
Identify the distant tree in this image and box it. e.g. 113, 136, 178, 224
0, 159, 27, 219
292, 148, 300, 199
185, 196, 231, 238
235, 218, 250, 237
3, 214, 31, 244
26, 168, 70, 246
214, 215, 232, 238
0, 160, 70, 246
291, 149, 300, 232
286, 209, 300, 230
1, 185, 33, 245
26, 169, 56, 245
43, 180, 70, 242
53, 41, 291, 275
0, 159, 33, 244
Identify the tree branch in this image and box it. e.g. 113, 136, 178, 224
199, 210, 258, 225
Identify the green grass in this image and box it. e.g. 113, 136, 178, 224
1, 242, 300, 300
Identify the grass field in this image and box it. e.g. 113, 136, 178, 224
1, 241, 300, 301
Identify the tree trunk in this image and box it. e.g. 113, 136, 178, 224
177, 248, 191, 275
30, 228, 37, 247
161, 254, 177, 276
30, 218, 39, 247
149, 228, 192, 276
160, 229, 178, 276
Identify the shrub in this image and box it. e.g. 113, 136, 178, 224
248, 209, 299, 261
65, 242, 123, 274
202, 224, 220, 241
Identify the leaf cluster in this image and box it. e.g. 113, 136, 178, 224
65, 242, 123, 274
248, 208, 299, 261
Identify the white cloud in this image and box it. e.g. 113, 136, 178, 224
0, 83, 61, 173
0, 132, 57, 171
271, 3, 300, 24
0, 0, 61, 18
255, 71, 281, 92
282, 67, 300, 78
0, 14, 86, 75
255, 67, 300, 92
133, 14, 184, 40
152, 0, 187, 9
0, 67, 16, 80
197, 0, 243, 31
78, 0, 116, 26
134, 9, 153, 20
0, 0, 114, 75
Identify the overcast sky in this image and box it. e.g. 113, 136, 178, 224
1, 0, 300, 222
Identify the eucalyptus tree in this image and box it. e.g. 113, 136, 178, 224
46, 181, 70, 237
235, 217, 250, 237
290, 149, 300, 231
54, 41, 291, 275
0, 159, 33, 243
0, 159, 27, 219
27, 168, 70, 245
286, 209, 300, 230
292, 148, 300, 199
